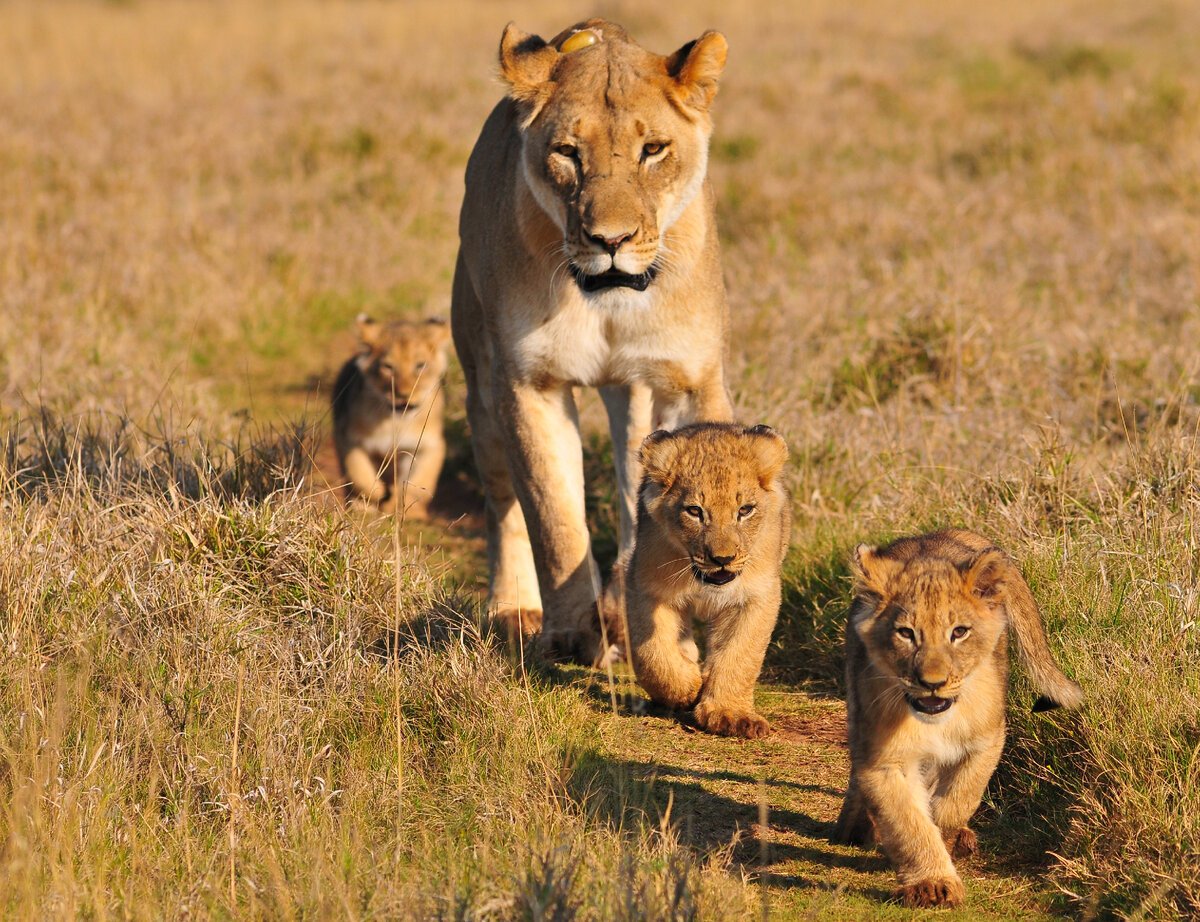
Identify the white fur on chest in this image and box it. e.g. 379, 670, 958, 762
358, 411, 425, 457
508, 285, 704, 387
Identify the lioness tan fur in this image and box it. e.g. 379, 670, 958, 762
833, 529, 1084, 908
451, 19, 734, 660
331, 314, 450, 519
625, 423, 789, 738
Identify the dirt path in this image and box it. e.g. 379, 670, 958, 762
576, 673, 1066, 920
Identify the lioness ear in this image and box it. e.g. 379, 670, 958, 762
499, 23, 559, 123
962, 548, 1009, 603
638, 429, 680, 491
852, 544, 903, 597
666, 30, 727, 111
356, 313, 382, 349
746, 424, 788, 489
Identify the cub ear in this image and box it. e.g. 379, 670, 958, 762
852, 543, 903, 597
746, 424, 788, 489
666, 30, 727, 111
424, 316, 452, 347
356, 313, 382, 348
638, 429, 681, 492
499, 23, 559, 123
961, 548, 1009, 603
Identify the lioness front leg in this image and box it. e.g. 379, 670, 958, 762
859, 766, 964, 908
628, 601, 703, 709
692, 597, 776, 739
499, 381, 603, 664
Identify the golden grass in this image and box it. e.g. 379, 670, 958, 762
2, 0, 1199, 918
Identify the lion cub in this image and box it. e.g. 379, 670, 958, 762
332, 314, 450, 519
833, 529, 1084, 909
625, 423, 790, 739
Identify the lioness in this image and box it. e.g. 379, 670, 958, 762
625, 423, 789, 738
833, 529, 1084, 908
331, 314, 450, 519
451, 19, 734, 659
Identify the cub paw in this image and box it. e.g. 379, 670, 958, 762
693, 703, 770, 739
949, 826, 977, 859
894, 875, 965, 909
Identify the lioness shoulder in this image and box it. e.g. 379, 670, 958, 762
833, 528, 1083, 908
625, 422, 790, 738
332, 314, 451, 519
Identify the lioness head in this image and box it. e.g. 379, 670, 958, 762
850, 546, 1010, 720
638, 423, 788, 587
354, 315, 451, 409
499, 19, 727, 292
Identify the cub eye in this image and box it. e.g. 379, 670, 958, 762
896, 627, 915, 642
552, 143, 578, 159
683, 505, 703, 520
738, 504, 755, 519
642, 141, 667, 159
414, 361, 427, 373
378, 362, 395, 375
951, 626, 970, 641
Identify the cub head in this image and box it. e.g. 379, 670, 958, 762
638, 423, 788, 587
499, 19, 727, 293
850, 545, 1009, 720
354, 314, 451, 409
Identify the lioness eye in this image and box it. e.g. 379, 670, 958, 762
896, 627, 915, 642
642, 141, 667, 159
951, 626, 970, 640
553, 143, 577, 159
684, 505, 703, 520
738, 504, 755, 518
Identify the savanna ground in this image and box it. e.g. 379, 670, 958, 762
1, 0, 1198, 918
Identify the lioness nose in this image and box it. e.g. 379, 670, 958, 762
589, 230, 633, 254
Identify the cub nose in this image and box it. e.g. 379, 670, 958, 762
588, 230, 633, 254
707, 551, 736, 567
918, 675, 948, 693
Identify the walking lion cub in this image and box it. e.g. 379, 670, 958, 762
331, 314, 450, 519
625, 423, 790, 739
833, 529, 1083, 908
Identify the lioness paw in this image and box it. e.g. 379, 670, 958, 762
894, 876, 965, 909
694, 704, 770, 739
536, 627, 604, 667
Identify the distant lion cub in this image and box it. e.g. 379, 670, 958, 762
332, 314, 451, 518
626, 423, 790, 739
833, 529, 1083, 909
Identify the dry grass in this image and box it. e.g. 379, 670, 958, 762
2, 0, 1199, 918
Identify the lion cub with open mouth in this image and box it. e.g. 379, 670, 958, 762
625, 423, 790, 739
332, 314, 450, 519
834, 529, 1083, 908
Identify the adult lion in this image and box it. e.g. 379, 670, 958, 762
451, 19, 733, 663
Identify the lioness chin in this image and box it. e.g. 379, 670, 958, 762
625, 423, 790, 739
451, 20, 734, 664
832, 529, 1083, 909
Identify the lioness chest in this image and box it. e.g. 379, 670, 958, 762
505, 285, 714, 388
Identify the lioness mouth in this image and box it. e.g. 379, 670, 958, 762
908, 695, 953, 715
693, 566, 738, 586
571, 264, 658, 293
